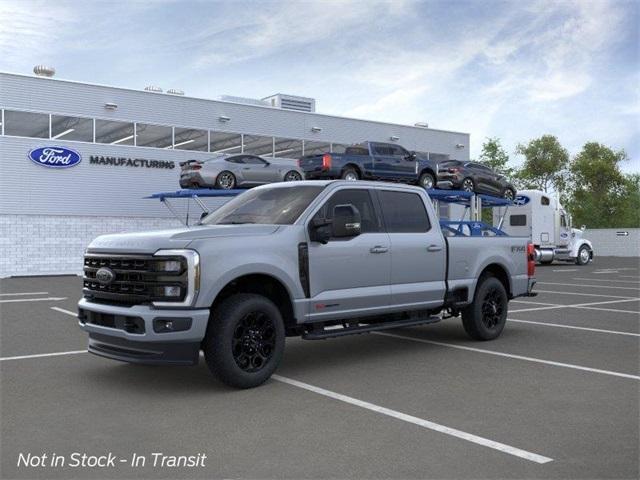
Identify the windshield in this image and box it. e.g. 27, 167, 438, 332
201, 185, 325, 225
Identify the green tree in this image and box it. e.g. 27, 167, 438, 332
478, 137, 514, 177
515, 135, 569, 193
565, 142, 639, 228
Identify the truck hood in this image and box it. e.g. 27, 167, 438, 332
88, 225, 280, 254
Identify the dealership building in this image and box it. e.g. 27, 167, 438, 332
0, 70, 470, 277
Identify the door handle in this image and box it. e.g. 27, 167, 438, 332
427, 244, 443, 252
370, 246, 389, 254
243, 167, 251, 170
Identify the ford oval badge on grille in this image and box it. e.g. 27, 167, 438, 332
95, 267, 115, 285
28, 146, 82, 169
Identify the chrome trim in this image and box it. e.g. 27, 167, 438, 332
152, 249, 200, 307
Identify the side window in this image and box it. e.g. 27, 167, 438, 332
379, 191, 431, 233
560, 215, 567, 227
226, 156, 244, 164
541, 196, 550, 206
313, 189, 381, 234
243, 156, 267, 165
388, 145, 408, 157
510, 215, 527, 226
373, 144, 392, 156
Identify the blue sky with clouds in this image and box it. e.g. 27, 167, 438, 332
1, 0, 638, 171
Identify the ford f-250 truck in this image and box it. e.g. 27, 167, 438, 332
299, 141, 440, 189
78, 181, 536, 388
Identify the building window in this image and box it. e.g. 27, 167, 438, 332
95, 119, 135, 145
136, 123, 173, 148
173, 127, 207, 151
3, 110, 49, 138
210, 131, 242, 154
51, 115, 93, 142
243, 134, 273, 156
274, 137, 303, 159
303, 141, 331, 156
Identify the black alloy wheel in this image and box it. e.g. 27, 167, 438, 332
503, 188, 515, 201
232, 311, 276, 372
480, 287, 504, 329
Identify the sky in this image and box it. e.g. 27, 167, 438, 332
1, 0, 638, 172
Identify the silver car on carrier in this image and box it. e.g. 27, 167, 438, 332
179, 154, 304, 189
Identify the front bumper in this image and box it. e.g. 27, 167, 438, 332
78, 298, 210, 365
437, 173, 463, 188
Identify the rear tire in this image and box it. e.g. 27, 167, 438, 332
341, 167, 359, 181
284, 170, 303, 182
462, 276, 508, 341
418, 172, 435, 190
503, 188, 516, 200
203, 294, 285, 389
216, 171, 236, 189
540, 259, 553, 265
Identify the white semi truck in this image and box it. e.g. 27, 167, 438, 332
494, 189, 594, 265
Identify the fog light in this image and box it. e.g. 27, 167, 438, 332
162, 286, 182, 297
153, 317, 192, 333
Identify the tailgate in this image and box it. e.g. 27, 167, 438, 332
298, 154, 325, 172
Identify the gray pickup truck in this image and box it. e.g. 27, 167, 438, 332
78, 181, 536, 388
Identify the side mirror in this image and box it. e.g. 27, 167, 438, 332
200, 211, 209, 221
309, 217, 332, 244
332, 204, 361, 238
405, 151, 417, 161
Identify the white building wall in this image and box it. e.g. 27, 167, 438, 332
0, 215, 182, 277
586, 228, 640, 258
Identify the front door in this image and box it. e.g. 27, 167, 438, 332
306, 188, 391, 322
370, 143, 396, 180
376, 188, 447, 308
240, 155, 273, 184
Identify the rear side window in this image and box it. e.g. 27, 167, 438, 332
541, 196, 550, 205
379, 191, 431, 233
345, 146, 369, 156
510, 215, 527, 226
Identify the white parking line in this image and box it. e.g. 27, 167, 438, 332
538, 282, 639, 291
510, 297, 640, 313
374, 332, 640, 381
508, 319, 639, 337
620, 275, 640, 279
51, 307, 77, 316
511, 300, 558, 306
0, 350, 87, 362
0, 297, 67, 304
573, 278, 640, 284
273, 375, 553, 464
0, 291, 49, 296
552, 269, 579, 272
535, 290, 636, 299
572, 306, 639, 315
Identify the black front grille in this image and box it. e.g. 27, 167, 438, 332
83, 254, 186, 306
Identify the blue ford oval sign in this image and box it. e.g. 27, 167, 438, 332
28, 146, 82, 168
513, 195, 530, 206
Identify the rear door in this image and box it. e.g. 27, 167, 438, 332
370, 143, 396, 179
376, 189, 446, 308
388, 144, 416, 181
306, 188, 391, 321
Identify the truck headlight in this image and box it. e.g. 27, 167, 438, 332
152, 250, 200, 308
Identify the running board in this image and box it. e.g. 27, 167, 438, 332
302, 316, 441, 340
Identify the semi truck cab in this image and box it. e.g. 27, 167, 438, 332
495, 189, 593, 265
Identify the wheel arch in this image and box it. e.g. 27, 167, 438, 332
342, 163, 362, 177
209, 273, 297, 334
477, 263, 512, 298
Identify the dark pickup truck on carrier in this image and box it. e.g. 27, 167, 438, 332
299, 141, 440, 189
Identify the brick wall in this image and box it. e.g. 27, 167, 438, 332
0, 214, 182, 277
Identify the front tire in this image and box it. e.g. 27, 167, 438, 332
418, 172, 435, 190
216, 171, 236, 189
284, 170, 303, 182
461, 177, 475, 193
204, 294, 285, 389
576, 245, 592, 265
462, 276, 508, 341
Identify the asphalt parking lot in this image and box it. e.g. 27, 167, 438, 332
1, 256, 638, 479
